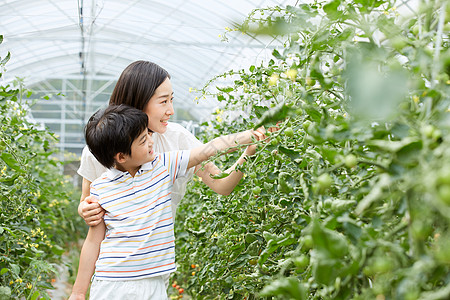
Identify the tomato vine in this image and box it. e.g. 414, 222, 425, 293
173, 0, 450, 299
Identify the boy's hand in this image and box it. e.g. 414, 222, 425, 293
78, 196, 104, 226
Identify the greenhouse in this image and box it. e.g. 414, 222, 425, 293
0, 0, 449, 299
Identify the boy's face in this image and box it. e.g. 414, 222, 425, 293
129, 129, 155, 166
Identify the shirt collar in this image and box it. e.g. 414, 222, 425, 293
105, 167, 126, 180
105, 160, 157, 180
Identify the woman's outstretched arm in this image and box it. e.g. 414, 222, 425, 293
190, 128, 265, 195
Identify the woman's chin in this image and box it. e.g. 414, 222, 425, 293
157, 124, 168, 133
150, 124, 167, 134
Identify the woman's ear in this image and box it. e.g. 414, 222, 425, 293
114, 152, 127, 164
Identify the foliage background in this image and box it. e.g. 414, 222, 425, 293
172, 0, 450, 299
0, 36, 86, 300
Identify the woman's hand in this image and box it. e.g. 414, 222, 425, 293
68, 292, 85, 300
246, 127, 267, 156
78, 195, 104, 226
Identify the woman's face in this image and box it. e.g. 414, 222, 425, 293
143, 77, 174, 134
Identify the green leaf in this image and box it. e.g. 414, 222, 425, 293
310, 219, 348, 259
0, 286, 11, 299
312, 253, 343, 285
272, 49, 283, 59
0, 52, 10, 65
368, 137, 421, 153
259, 277, 307, 299
278, 146, 301, 160
31, 291, 40, 300
216, 86, 234, 93
0, 268, 8, 275
259, 235, 296, 265
253, 102, 293, 129
245, 233, 258, 243
210, 172, 230, 179
355, 174, 390, 215
9, 264, 19, 275
304, 106, 322, 122
0, 153, 24, 172
51, 245, 65, 256
323, 0, 341, 20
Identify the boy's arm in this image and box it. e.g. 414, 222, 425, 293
187, 129, 264, 169
69, 221, 106, 299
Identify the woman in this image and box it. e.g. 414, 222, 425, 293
78, 60, 255, 225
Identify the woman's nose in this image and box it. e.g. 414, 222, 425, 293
166, 102, 174, 115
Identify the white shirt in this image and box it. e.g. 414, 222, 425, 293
78, 122, 202, 219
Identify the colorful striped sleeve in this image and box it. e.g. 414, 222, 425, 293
161, 150, 190, 184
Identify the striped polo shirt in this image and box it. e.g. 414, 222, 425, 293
90, 150, 190, 281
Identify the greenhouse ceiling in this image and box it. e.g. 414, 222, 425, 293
0, 0, 295, 155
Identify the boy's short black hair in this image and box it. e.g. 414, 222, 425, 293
85, 104, 149, 169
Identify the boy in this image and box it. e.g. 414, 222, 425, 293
69, 104, 265, 299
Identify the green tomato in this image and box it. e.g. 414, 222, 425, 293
437, 169, 450, 185
302, 120, 312, 131
293, 255, 309, 271
301, 235, 313, 250
249, 259, 257, 265
249, 172, 257, 179
372, 257, 393, 273
317, 173, 333, 190
284, 127, 294, 137
438, 185, 450, 205
270, 137, 279, 146
344, 154, 357, 168
422, 125, 435, 138
252, 186, 261, 195
306, 77, 316, 86
391, 36, 407, 51
445, 23, 450, 32
432, 129, 442, 140
323, 199, 332, 209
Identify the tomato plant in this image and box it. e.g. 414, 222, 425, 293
173, 0, 450, 299
0, 36, 85, 299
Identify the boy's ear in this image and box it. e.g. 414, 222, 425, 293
114, 152, 128, 164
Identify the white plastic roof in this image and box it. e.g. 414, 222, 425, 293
0, 0, 295, 154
